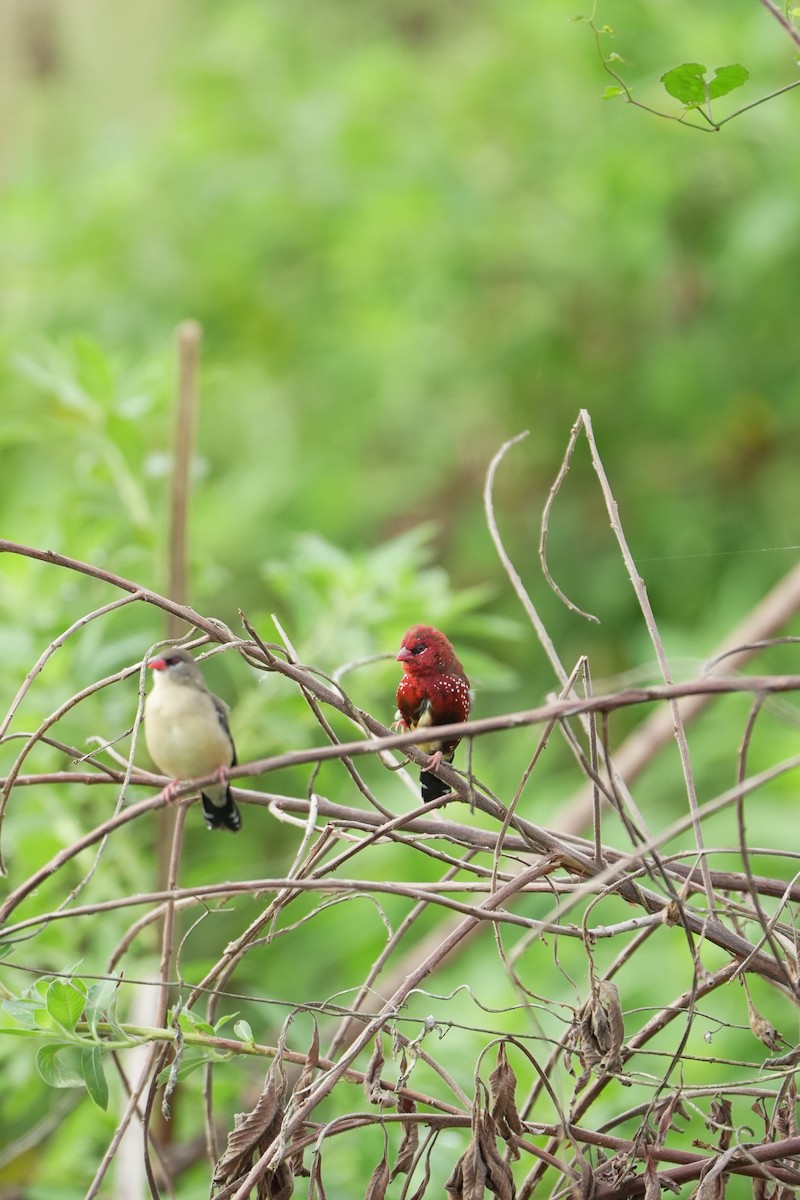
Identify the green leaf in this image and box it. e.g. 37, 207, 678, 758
46, 979, 87, 1032
602, 86, 624, 100
2, 999, 42, 1029
177, 1009, 215, 1037
661, 62, 749, 108
706, 63, 749, 99
85, 978, 120, 1039
234, 1020, 254, 1044
214, 1012, 239, 1034
36, 1044, 84, 1089
661, 63, 709, 107
34, 1009, 61, 1032
11, 350, 102, 425
81, 1046, 110, 1110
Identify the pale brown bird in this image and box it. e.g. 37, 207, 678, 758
144, 648, 241, 831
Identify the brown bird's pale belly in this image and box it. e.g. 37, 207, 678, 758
145, 690, 233, 782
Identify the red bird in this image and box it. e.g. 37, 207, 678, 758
395, 624, 471, 802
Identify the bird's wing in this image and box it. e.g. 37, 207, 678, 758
210, 693, 238, 766
396, 687, 433, 729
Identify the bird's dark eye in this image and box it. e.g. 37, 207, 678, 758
411, 644, 426, 655
165, 655, 181, 667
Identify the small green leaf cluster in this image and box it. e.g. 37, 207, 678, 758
1, 976, 261, 1112
661, 62, 750, 107
2, 976, 120, 1110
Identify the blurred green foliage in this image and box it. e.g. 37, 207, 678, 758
2, 0, 800, 1194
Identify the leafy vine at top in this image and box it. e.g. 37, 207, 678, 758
584, 14, 800, 133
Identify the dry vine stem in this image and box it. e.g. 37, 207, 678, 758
2, 419, 800, 1199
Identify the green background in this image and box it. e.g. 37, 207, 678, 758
1, 0, 800, 1194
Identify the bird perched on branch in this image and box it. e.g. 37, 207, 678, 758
144, 648, 241, 832
395, 624, 471, 802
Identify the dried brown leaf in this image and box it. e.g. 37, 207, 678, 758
595, 980, 625, 1073
289, 1020, 321, 1179
578, 1007, 601, 1071
751, 1097, 770, 1136
595, 1151, 634, 1188
578, 980, 625, 1079
693, 1170, 727, 1200
407, 1130, 437, 1200
213, 1065, 286, 1188
765, 1047, 800, 1071
309, 1150, 328, 1200
447, 1092, 517, 1200
774, 1077, 797, 1141
745, 990, 783, 1051
390, 1100, 419, 1180
655, 1090, 691, 1146
707, 1096, 733, 1152
643, 1148, 661, 1200
293, 1018, 320, 1103
477, 1111, 516, 1199
489, 1044, 522, 1155
445, 1148, 466, 1199
460, 1131, 489, 1200
364, 1134, 389, 1200
364, 1036, 395, 1109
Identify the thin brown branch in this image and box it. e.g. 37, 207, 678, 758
756, 0, 800, 48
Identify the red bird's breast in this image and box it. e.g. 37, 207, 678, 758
396, 671, 471, 756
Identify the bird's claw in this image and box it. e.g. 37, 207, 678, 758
162, 780, 181, 805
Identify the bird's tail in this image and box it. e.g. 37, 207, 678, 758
201, 787, 242, 832
420, 760, 454, 804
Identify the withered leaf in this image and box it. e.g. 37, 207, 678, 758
406, 1131, 436, 1200
745, 990, 783, 1052
460, 1131, 489, 1200
707, 1096, 733, 1152
448, 1087, 516, 1200
642, 1148, 661, 1200
390, 1101, 419, 1180
655, 1090, 691, 1146
445, 1149, 466, 1199
489, 1043, 523, 1153
595, 1151, 635, 1188
293, 1018, 320, 1104
477, 1111, 516, 1199
774, 1077, 798, 1141
578, 980, 625, 1078
309, 1150, 328, 1200
364, 1036, 395, 1109
595, 980, 625, 1073
751, 1097, 770, 1134
364, 1135, 389, 1200
693, 1170, 727, 1200
213, 1065, 286, 1187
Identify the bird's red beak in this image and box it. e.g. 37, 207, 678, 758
148, 657, 167, 671
396, 646, 412, 662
